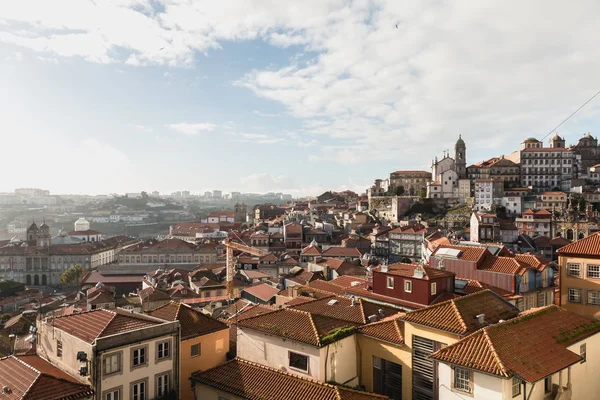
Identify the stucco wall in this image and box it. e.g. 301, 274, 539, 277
358, 335, 411, 399
319, 334, 358, 386
438, 364, 504, 400
559, 254, 600, 319
180, 329, 229, 400
195, 385, 244, 400
237, 327, 321, 380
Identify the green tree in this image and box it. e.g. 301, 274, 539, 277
394, 186, 405, 196
60, 264, 86, 285
418, 188, 427, 198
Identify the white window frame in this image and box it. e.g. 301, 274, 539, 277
431, 282, 437, 295
131, 380, 146, 400
105, 389, 120, 400
568, 288, 581, 303
386, 276, 394, 289
588, 290, 600, 306
104, 353, 121, 376
453, 367, 472, 394
587, 264, 600, 279
132, 346, 147, 368
512, 377, 521, 397
404, 280, 412, 293
191, 343, 201, 357
567, 263, 581, 277
156, 340, 170, 360
288, 351, 309, 373
156, 373, 169, 398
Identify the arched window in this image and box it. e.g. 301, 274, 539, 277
34, 275, 39, 285
26, 275, 31, 285
41, 274, 47, 285
567, 229, 574, 241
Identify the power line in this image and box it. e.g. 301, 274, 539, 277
541, 88, 600, 141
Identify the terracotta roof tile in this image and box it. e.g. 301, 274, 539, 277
431, 306, 600, 382
300, 245, 322, 256
359, 313, 405, 345
150, 301, 227, 340
321, 247, 363, 257
0, 355, 94, 400
377, 263, 455, 280
238, 308, 357, 346
306, 280, 346, 295
478, 256, 529, 275
290, 295, 398, 324
329, 276, 367, 288
557, 232, 600, 256
242, 283, 280, 302
50, 309, 162, 343
432, 245, 488, 262
191, 358, 389, 400
513, 254, 551, 272
402, 290, 519, 335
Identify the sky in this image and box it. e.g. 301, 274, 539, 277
2, 0, 600, 196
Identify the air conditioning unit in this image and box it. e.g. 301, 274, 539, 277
76, 352, 87, 362
79, 366, 88, 376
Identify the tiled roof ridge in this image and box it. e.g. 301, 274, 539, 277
482, 328, 510, 377
450, 299, 468, 333
95, 310, 119, 338
11, 355, 41, 397
357, 298, 367, 324
305, 310, 322, 346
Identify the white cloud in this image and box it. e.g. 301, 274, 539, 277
297, 139, 318, 147
253, 110, 282, 118
4, 0, 600, 170
5, 52, 23, 61
167, 122, 217, 135
236, 133, 286, 144
128, 123, 152, 132
37, 55, 59, 63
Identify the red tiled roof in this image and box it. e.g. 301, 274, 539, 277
50, 309, 163, 344
431, 306, 600, 382
191, 358, 390, 400
81, 271, 144, 285
358, 313, 405, 345
321, 247, 363, 257
290, 295, 398, 325
0, 355, 94, 400
67, 229, 101, 236
390, 170, 431, 175
431, 245, 488, 262
242, 283, 280, 302
306, 280, 346, 295
259, 253, 278, 262
301, 245, 322, 256
457, 278, 519, 299
513, 254, 551, 272
238, 308, 358, 347
329, 276, 367, 288
150, 301, 227, 340
376, 263, 454, 280
402, 290, 519, 335
344, 286, 428, 309
478, 256, 530, 275
557, 232, 600, 256
138, 287, 171, 302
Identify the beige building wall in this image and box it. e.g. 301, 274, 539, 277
318, 334, 358, 386
195, 385, 244, 400
559, 254, 600, 319
179, 329, 229, 400
358, 335, 412, 399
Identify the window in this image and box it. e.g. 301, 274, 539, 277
156, 373, 169, 398
453, 367, 471, 393
580, 343, 586, 363
132, 346, 147, 367
56, 340, 62, 358
587, 264, 600, 279
568, 288, 581, 303
131, 380, 146, 400
431, 282, 437, 295
191, 343, 201, 357
289, 351, 309, 373
512, 377, 521, 397
544, 376, 552, 393
386, 276, 394, 289
567, 263, 581, 277
104, 353, 121, 375
157, 341, 170, 360
588, 290, 600, 305
105, 389, 120, 400
404, 280, 412, 293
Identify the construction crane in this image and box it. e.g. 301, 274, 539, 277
222, 238, 265, 299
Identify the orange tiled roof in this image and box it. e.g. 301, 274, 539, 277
431, 306, 600, 382
150, 301, 227, 340
0, 355, 94, 400
432, 245, 488, 262
301, 245, 322, 256
242, 283, 280, 302
478, 256, 530, 275
238, 308, 358, 347
557, 232, 600, 256
402, 290, 519, 335
306, 280, 346, 295
321, 247, 363, 257
49, 308, 163, 344
513, 254, 551, 271
329, 276, 367, 288
290, 295, 398, 324
359, 313, 405, 345
376, 263, 454, 280
191, 358, 390, 400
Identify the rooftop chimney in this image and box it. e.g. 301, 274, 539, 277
476, 313, 485, 325
368, 314, 378, 322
